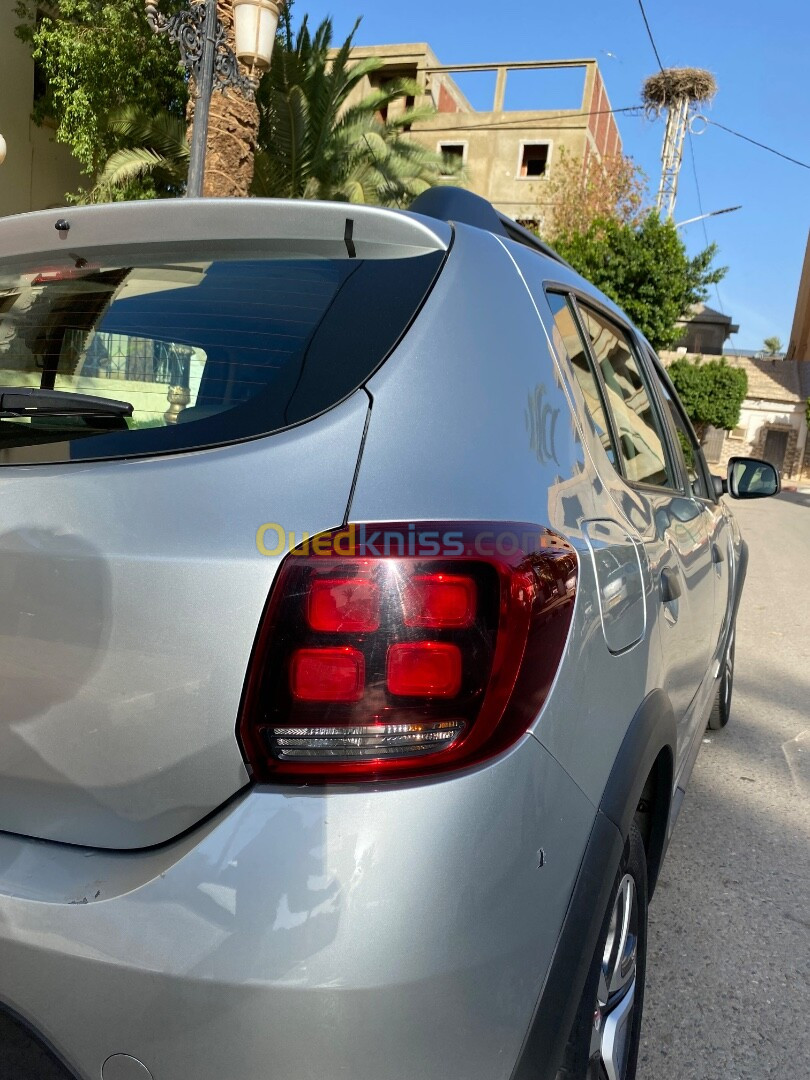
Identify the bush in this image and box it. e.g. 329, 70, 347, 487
668, 356, 748, 442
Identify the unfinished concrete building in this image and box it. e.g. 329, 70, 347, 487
341, 44, 623, 230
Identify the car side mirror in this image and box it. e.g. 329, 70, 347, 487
726, 456, 780, 499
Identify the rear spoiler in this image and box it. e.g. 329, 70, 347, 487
0, 198, 451, 271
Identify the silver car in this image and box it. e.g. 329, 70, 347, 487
0, 189, 778, 1080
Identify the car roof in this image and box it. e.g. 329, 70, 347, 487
405, 187, 636, 333
408, 187, 573, 270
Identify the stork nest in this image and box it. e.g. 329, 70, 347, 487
642, 68, 717, 114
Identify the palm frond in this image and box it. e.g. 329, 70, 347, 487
87, 105, 189, 202
254, 15, 454, 208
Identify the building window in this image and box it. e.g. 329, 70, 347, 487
519, 143, 550, 178
438, 142, 467, 176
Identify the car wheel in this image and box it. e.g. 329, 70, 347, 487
708, 626, 735, 730
556, 822, 648, 1080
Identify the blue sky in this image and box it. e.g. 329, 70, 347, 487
297, 0, 810, 350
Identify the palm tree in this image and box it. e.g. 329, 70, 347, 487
763, 335, 783, 360
85, 107, 189, 203
252, 16, 457, 205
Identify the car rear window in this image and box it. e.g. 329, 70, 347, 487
0, 250, 445, 465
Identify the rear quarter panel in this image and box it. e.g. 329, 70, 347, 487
351, 224, 666, 807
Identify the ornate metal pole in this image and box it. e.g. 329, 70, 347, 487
145, 0, 257, 197
186, 0, 217, 197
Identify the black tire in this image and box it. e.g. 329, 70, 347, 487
556, 822, 648, 1080
708, 626, 735, 730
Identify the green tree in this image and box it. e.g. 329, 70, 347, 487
551, 213, 726, 351
252, 16, 455, 205
15, 1, 187, 182
668, 357, 748, 442
763, 335, 783, 357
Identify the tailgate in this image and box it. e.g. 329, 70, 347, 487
0, 398, 368, 847
0, 199, 448, 847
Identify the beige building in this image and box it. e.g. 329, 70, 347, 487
342, 44, 622, 228
787, 230, 810, 363
0, 1, 84, 218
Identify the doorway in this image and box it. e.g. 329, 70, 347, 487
762, 428, 789, 472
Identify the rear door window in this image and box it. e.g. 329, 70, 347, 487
649, 360, 713, 500
0, 250, 444, 465
546, 291, 618, 468
577, 304, 675, 490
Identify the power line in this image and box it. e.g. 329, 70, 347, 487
688, 111, 738, 345
687, 133, 710, 248
634, 0, 737, 340
705, 119, 810, 171
425, 104, 643, 135
636, 0, 665, 72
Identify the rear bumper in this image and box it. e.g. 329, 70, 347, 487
0, 736, 596, 1080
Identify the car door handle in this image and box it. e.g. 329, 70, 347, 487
712, 543, 725, 564
660, 567, 682, 603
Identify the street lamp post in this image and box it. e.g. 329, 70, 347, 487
145, 0, 282, 197
675, 205, 742, 229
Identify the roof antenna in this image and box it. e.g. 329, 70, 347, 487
344, 219, 357, 259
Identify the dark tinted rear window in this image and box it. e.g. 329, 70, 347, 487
0, 251, 444, 465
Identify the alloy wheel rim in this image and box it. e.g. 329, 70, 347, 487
589, 873, 639, 1080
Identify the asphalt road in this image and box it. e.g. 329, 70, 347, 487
637, 490, 810, 1080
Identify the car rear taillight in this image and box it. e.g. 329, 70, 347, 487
238, 523, 577, 783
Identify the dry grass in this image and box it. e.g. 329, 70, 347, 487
642, 68, 717, 114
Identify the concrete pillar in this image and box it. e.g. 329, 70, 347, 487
493, 67, 508, 112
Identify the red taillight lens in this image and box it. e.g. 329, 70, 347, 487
290, 647, 365, 702
307, 578, 380, 632
387, 642, 463, 698
403, 574, 476, 628
238, 523, 577, 783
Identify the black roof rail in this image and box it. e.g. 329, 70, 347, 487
408, 187, 573, 271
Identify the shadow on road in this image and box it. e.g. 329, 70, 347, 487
639, 753, 810, 1080
638, 493, 809, 1079
777, 490, 810, 508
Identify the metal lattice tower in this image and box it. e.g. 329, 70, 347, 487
643, 68, 717, 220
656, 96, 690, 219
